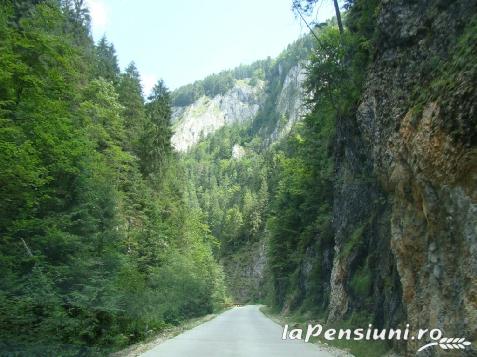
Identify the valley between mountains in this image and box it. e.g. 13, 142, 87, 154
0, 1, 475, 356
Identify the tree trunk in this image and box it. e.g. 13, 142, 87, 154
333, 0, 344, 34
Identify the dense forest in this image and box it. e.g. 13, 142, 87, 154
179, 34, 315, 301
0, 1, 226, 355
181, 3, 372, 314
1, 0, 476, 356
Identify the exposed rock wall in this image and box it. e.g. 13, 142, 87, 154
329, 0, 477, 355
327, 109, 404, 331
221, 241, 267, 304
172, 63, 307, 152
171, 80, 264, 152
269, 63, 308, 142
232, 144, 246, 160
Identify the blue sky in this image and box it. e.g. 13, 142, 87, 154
85, 0, 337, 94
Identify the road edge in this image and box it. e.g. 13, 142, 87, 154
110, 308, 231, 357
258, 305, 355, 357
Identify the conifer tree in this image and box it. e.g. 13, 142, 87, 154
117, 62, 146, 153
95, 36, 120, 85
139, 80, 172, 177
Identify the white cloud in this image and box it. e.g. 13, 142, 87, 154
86, 0, 108, 31
142, 74, 157, 98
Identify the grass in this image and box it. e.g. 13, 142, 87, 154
341, 223, 366, 258
350, 262, 372, 297
260, 306, 393, 357
111, 306, 231, 357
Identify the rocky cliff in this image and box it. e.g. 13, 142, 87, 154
328, 0, 477, 355
171, 79, 264, 152
171, 63, 307, 152
269, 63, 308, 143
221, 241, 267, 304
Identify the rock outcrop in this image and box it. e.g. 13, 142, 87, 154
232, 144, 246, 160
328, 0, 477, 355
171, 80, 264, 152
221, 241, 267, 304
172, 63, 307, 152
269, 63, 308, 142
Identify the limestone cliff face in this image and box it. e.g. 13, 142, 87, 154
328, 0, 477, 355
221, 241, 267, 304
269, 63, 308, 143
171, 80, 264, 152
171, 63, 307, 152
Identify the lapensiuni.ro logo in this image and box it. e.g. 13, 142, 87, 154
282, 324, 472, 352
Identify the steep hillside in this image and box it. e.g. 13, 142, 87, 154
171, 79, 265, 152
173, 36, 313, 302
265, 1, 476, 356
354, 0, 477, 353
171, 36, 312, 153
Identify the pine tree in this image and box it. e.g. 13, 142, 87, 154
139, 80, 172, 177
95, 36, 120, 85
0, 1, 227, 353
117, 62, 146, 153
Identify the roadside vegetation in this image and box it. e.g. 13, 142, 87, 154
0, 2, 227, 354
260, 306, 390, 357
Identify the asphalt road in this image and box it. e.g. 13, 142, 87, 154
140, 305, 334, 357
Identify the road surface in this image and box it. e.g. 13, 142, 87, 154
140, 305, 334, 357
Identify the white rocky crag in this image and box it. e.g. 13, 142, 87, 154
171, 63, 308, 153
269, 62, 308, 143
171, 80, 264, 152
231, 144, 246, 159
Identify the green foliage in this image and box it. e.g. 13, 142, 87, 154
344, 0, 380, 43
0, 1, 226, 354
341, 223, 366, 258
350, 262, 372, 297
266, 117, 334, 310
183, 124, 269, 254
263, 30, 341, 308
266, 3, 376, 314
177, 32, 338, 310
305, 26, 369, 119
250, 35, 314, 136
171, 71, 234, 107
139, 80, 173, 178
413, 16, 477, 145
181, 123, 272, 302
117, 62, 146, 153
94, 36, 120, 85
171, 58, 273, 107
